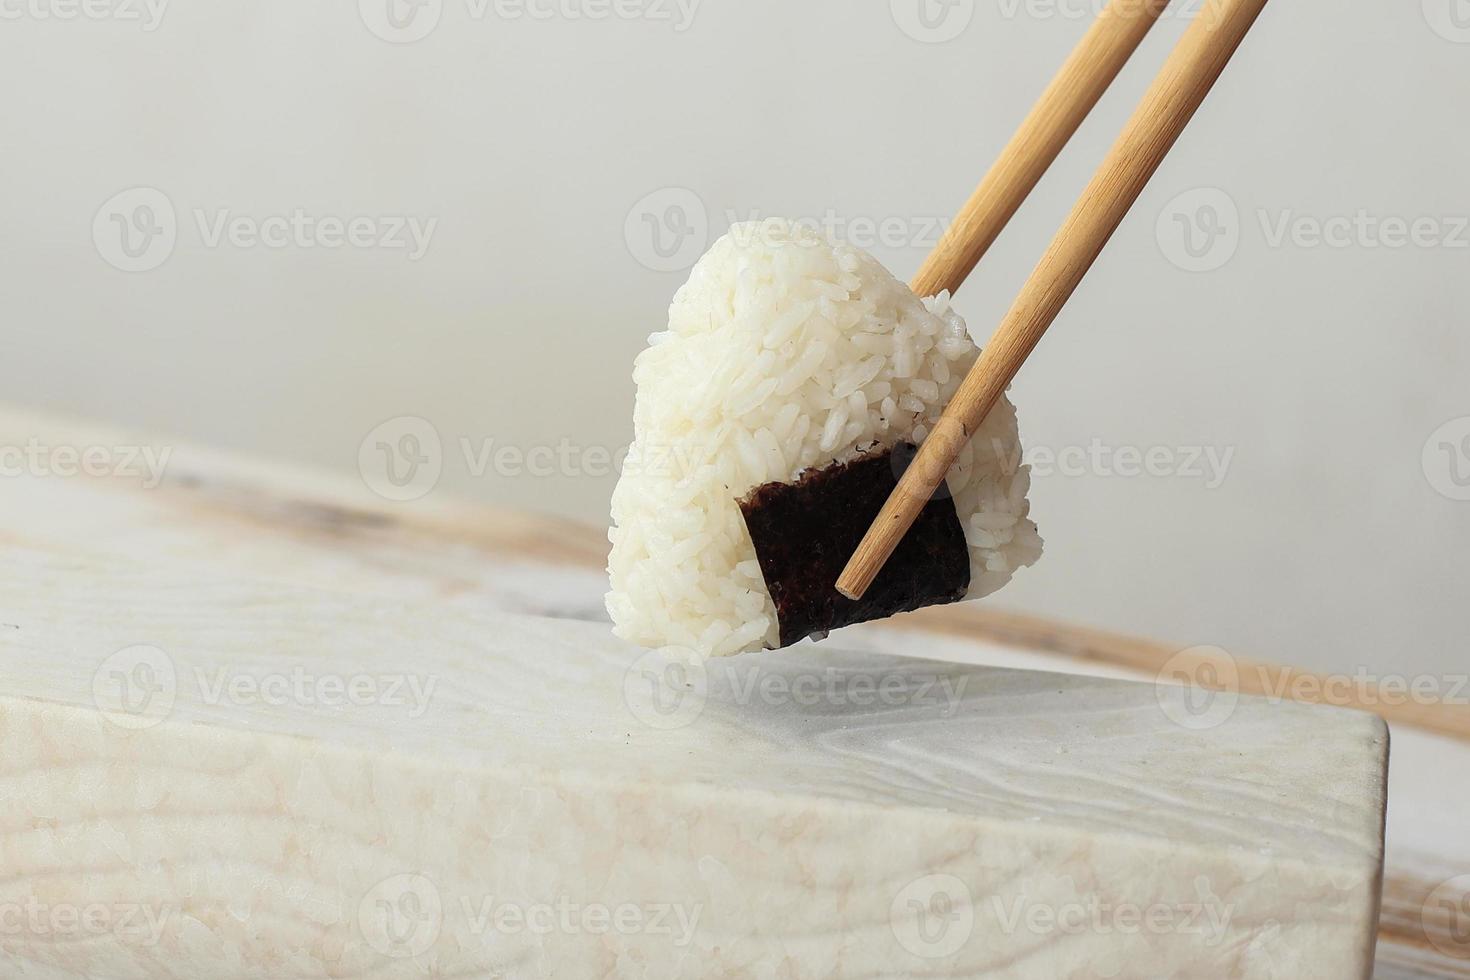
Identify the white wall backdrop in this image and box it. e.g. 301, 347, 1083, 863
3, 0, 1467, 680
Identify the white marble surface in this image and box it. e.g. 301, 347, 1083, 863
0, 553, 1388, 978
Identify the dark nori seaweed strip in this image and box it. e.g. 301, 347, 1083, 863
738, 443, 971, 649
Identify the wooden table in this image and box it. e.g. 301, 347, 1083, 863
1, 407, 1465, 978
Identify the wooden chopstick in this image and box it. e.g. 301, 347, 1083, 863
911, 0, 1171, 300
838, 0, 1272, 601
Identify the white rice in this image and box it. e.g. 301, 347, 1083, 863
606, 218, 1042, 657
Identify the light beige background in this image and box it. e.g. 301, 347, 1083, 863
2, 0, 1467, 680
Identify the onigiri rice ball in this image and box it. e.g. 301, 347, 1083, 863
607, 217, 1041, 657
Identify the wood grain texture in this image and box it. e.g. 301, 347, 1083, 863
1378, 872, 1470, 976
838, 0, 1273, 600
0, 405, 1466, 976
0, 554, 1387, 978
0, 406, 1463, 743
900, 605, 1470, 744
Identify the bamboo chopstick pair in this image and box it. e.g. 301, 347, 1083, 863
836, 0, 1270, 600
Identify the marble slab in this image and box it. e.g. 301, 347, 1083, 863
0, 554, 1388, 978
